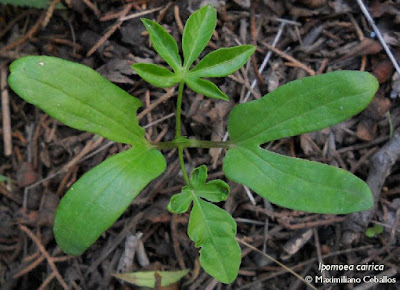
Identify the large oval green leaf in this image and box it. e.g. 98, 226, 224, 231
223, 146, 373, 214
54, 145, 166, 255
228, 71, 379, 145
8, 56, 145, 145
182, 4, 216, 69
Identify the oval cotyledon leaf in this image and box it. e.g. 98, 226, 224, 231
8, 56, 145, 145
54, 144, 166, 255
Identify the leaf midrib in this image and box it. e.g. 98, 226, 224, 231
78, 148, 149, 210
232, 83, 369, 144
189, 51, 246, 77
147, 24, 180, 71
236, 146, 357, 195
65, 68, 143, 137
26, 75, 144, 143
191, 195, 230, 281
184, 10, 213, 69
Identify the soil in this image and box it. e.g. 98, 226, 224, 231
1, 0, 400, 289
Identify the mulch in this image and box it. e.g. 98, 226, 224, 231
0, 0, 399, 289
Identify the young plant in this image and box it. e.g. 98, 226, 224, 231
365, 224, 384, 238
8, 5, 378, 284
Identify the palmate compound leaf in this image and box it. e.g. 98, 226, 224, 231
54, 144, 166, 255
224, 71, 379, 214
8, 56, 145, 145
167, 166, 241, 284
135, 6, 255, 102
185, 45, 256, 100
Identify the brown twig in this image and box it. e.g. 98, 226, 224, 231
157, 2, 174, 23
1, 66, 12, 156
350, 147, 377, 173
174, 5, 184, 34
56, 165, 78, 197
137, 88, 176, 120
337, 136, 389, 153
356, 0, 400, 75
237, 238, 317, 290
261, 42, 315, 76
277, 216, 346, 230
171, 214, 186, 269
119, 6, 163, 22
38, 272, 56, 290
63, 137, 103, 171
42, 0, 60, 28
343, 129, 400, 244
237, 244, 374, 290
0, 185, 22, 204
81, 0, 101, 17
18, 225, 69, 290
0, 10, 34, 39
13, 255, 45, 278
86, 4, 132, 57
144, 90, 153, 138
100, 4, 134, 21
0, 12, 45, 53
33, 114, 48, 169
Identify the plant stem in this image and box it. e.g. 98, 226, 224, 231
175, 81, 191, 185
176, 81, 185, 138
178, 146, 191, 184
151, 139, 232, 150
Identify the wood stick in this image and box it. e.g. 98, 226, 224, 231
262, 42, 315, 76
1, 66, 12, 156
18, 225, 69, 290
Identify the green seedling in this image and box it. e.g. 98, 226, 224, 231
7, 5, 378, 284
0, 174, 8, 183
365, 224, 384, 238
